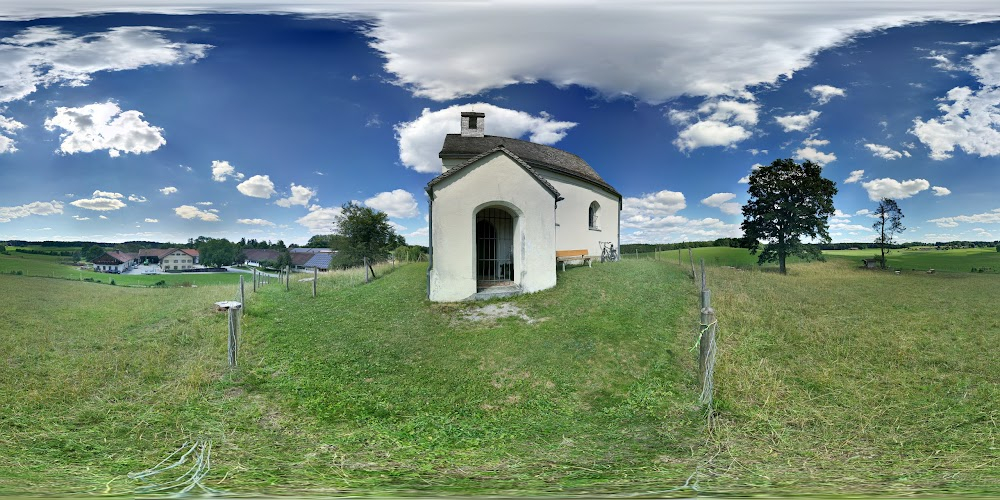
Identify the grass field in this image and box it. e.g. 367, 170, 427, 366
0, 251, 244, 286
824, 247, 1000, 273
700, 258, 998, 493
0, 260, 704, 496
1, 254, 996, 496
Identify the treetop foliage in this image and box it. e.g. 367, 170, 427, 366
740, 158, 838, 273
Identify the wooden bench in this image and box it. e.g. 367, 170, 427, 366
556, 249, 594, 271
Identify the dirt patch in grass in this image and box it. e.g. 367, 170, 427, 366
456, 303, 544, 325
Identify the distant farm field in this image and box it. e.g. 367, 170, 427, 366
0, 256, 996, 496
824, 246, 1000, 273
0, 251, 244, 286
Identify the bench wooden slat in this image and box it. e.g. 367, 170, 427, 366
556, 249, 594, 271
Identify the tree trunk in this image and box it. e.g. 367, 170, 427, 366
779, 254, 786, 274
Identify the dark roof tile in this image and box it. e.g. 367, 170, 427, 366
439, 134, 619, 196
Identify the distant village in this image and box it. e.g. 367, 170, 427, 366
90, 246, 336, 274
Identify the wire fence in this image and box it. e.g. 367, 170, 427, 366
220, 258, 406, 368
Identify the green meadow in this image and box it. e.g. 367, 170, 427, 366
0, 251, 244, 286
824, 246, 1000, 273
0, 250, 996, 496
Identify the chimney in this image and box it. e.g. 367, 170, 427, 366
461, 111, 485, 138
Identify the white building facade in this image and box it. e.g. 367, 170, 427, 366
426, 112, 621, 302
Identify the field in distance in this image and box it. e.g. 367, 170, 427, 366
0, 248, 244, 286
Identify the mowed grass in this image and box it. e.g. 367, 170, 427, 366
0, 252, 244, 286
0, 261, 705, 495
824, 247, 1000, 273
700, 258, 998, 494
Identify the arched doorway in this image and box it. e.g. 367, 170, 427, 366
476, 206, 514, 288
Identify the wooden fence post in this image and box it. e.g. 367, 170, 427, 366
239, 275, 244, 305
227, 304, 241, 367
253, 268, 257, 292
688, 248, 695, 280
313, 267, 317, 297
364, 257, 370, 283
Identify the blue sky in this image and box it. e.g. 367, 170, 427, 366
2, 2, 1000, 246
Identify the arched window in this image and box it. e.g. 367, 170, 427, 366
589, 201, 600, 230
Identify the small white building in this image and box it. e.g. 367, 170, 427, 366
426, 111, 621, 301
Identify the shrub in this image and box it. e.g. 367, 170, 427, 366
109, 279, 116, 286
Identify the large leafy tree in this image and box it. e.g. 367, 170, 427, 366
197, 238, 239, 267
872, 197, 905, 269
334, 202, 404, 266
741, 158, 838, 274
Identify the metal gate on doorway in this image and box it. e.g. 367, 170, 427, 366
476, 207, 514, 288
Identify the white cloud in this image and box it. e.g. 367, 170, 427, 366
672, 99, 759, 152
802, 136, 830, 147
864, 143, 905, 160
738, 176, 750, 184
92, 190, 123, 199
926, 50, 959, 71
296, 205, 343, 234
406, 226, 429, 239
99, 215, 108, 219
210, 160, 244, 182
775, 110, 821, 132
128, 194, 147, 202
0, 115, 25, 153
144, 218, 158, 223
275, 183, 316, 208
364, 189, 420, 218
395, 102, 576, 173
72, 215, 89, 221
860, 177, 930, 200
237, 218, 275, 226
174, 205, 219, 222
854, 209, 871, 216
912, 46, 1000, 160
0, 200, 63, 222
808, 85, 846, 104
697, 99, 760, 125
70, 190, 127, 211
928, 208, 1000, 228
622, 217, 742, 243
43, 101, 166, 157
363, 4, 1000, 104
159, 186, 177, 195
932, 186, 952, 196
0, 25, 210, 103
845, 170, 865, 183
237, 174, 276, 199
622, 190, 687, 224
830, 222, 873, 233
794, 146, 837, 166
674, 120, 752, 152
700, 192, 741, 215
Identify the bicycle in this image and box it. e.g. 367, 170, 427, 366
600, 241, 618, 262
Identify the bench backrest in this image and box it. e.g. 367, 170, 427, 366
556, 249, 588, 258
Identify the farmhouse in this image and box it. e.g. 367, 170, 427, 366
159, 248, 197, 271
426, 112, 621, 302
139, 248, 199, 266
92, 251, 139, 273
